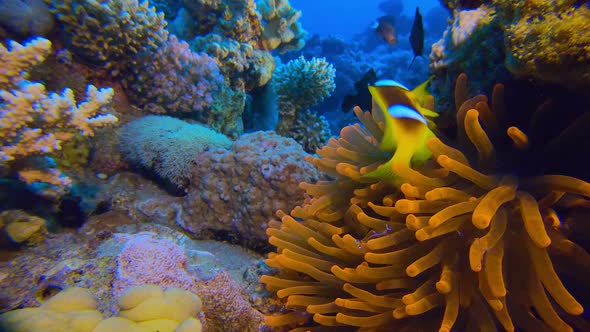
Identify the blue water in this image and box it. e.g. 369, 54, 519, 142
292, 0, 442, 40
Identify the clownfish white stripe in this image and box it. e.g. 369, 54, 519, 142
373, 79, 409, 90
387, 105, 427, 124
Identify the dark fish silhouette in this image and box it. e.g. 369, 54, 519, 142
341, 68, 378, 113
372, 16, 398, 46
409, 7, 424, 68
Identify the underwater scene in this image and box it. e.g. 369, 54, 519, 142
1, 0, 590, 331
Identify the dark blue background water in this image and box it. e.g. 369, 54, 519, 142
291, 0, 441, 40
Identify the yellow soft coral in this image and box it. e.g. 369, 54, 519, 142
261, 74, 590, 331
0, 285, 204, 332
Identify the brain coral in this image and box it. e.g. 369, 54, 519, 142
118, 115, 232, 191
261, 74, 590, 331
180, 131, 319, 250
46, 0, 168, 76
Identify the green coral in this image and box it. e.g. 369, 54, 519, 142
118, 115, 232, 190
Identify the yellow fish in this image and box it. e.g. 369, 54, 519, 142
362, 77, 437, 182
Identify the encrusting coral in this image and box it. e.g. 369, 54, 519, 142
0, 38, 118, 189
256, 0, 307, 53
261, 74, 590, 331
46, 0, 168, 76
492, 0, 590, 87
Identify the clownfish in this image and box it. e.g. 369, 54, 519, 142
362, 77, 438, 182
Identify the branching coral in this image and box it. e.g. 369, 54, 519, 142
0, 38, 117, 189
46, 0, 168, 76
261, 74, 590, 331
273, 56, 335, 151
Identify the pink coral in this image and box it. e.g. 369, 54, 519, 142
113, 233, 198, 298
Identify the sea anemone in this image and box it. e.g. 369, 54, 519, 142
261, 74, 590, 331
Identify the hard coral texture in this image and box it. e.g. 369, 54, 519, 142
114, 233, 199, 299
273, 56, 335, 149
46, 0, 168, 76
194, 271, 264, 332
118, 115, 232, 190
493, 0, 590, 86
257, 0, 307, 53
182, 0, 262, 44
123, 35, 242, 135
191, 33, 276, 91
261, 75, 590, 331
0, 38, 117, 188
181, 131, 319, 248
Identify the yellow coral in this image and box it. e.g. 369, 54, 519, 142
261, 74, 590, 331
0, 38, 118, 188
493, 0, 590, 86
0, 285, 204, 332
257, 0, 307, 53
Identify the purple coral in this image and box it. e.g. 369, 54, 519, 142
124, 35, 224, 116
113, 233, 198, 298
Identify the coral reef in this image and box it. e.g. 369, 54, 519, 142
0, 38, 118, 190
257, 0, 307, 53
123, 35, 244, 135
273, 56, 335, 151
287, 109, 332, 154
118, 115, 232, 191
191, 33, 276, 92
46, 0, 168, 76
261, 75, 590, 331
113, 233, 199, 299
0, 285, 204, 332
0, 201, 268, 330
181, 131, 318, 249
182, 0, 262, 44
194, 271, 264, 331
493, 0, 590, 87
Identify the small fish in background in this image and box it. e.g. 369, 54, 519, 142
409, 7, 424, 68
341, 68, 378, 113
372, 15, 398, 46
